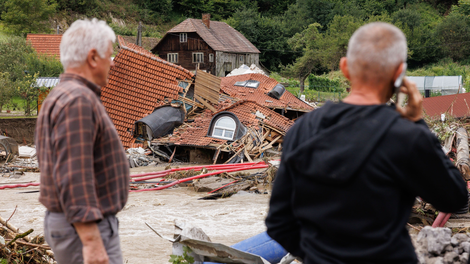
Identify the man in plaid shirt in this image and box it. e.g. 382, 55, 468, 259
35, 19, 129, 264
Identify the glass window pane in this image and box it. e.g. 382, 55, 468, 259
224, 130, 234, 139
216, 117, 236, 129
235, 81, 246, 87
213, 128, 223, 136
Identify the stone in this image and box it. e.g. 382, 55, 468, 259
417, 227, 452, 255
427, 256, 444, 264
452, 233, 470, 246
443, 251, 459, 264
461, 242, 470, 253
460, 252, 469, 263
444, 244, 454, 252
193, 177, 234, 192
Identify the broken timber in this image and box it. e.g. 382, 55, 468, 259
456, 127, 470, 181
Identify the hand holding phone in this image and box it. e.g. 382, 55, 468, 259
395, 77, 423, 122
394, 63, 407, 107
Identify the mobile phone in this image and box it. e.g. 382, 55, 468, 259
394, 62, 407, 107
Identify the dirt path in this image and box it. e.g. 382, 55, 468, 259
0, 169, 271, 263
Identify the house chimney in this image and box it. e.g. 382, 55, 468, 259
202, 13, 210, 29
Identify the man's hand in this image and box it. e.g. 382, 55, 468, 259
73, 222, 109, 264
395, 77, 423, 122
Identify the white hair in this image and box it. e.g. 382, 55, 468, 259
347, 22, 407, 78
60, 18, 116, 70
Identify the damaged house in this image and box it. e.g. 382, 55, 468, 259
101, 36, 313, 164
151, 14, 261, 77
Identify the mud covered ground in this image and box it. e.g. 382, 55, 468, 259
0, 166, 271, 263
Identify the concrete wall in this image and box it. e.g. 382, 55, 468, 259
0, 118, 37, 145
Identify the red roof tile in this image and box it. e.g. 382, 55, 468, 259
162, 101, 294, 147
423, 93, 470, 119
220, 73, 313, 112
101, 36, 194, 148
26, 34, 61, 58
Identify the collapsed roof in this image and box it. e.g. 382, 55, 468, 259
102, 36, 312, 151
221, 73, 313, 112
101, 36, 194, 148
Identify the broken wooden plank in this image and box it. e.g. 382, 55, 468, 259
194, 94, 217, 112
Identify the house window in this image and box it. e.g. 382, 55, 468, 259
209, 54, 214, 62
180, 33, 187, 43
239, 55, 244, 63
167, 53, 178, 63
193, 52, 204, 63
212, 116, 236, 140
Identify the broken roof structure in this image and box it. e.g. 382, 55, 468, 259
102, 35, 312, 163
26, 34, 62, 58
101, 36, 194, 148
221, 73, 313, 113
423, 92, 470, 119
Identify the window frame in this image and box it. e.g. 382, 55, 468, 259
239, 55, 244, 62
212, 116, 236, 140
180, 33, 187, 43
193, 52, 204, 63
209, 53, 214, 62
167, 53, 178, 63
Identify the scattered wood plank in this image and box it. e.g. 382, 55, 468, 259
456, 127, 470, 180
194, 94, 217, 112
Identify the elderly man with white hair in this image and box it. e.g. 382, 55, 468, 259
266, 22, 468, 263
35, 19, 129, 264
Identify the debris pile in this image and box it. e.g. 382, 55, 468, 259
126, 147, 157, 168
413, 226, 470, 264
0, 215, 54, 263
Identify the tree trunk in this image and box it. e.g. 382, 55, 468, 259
299, 74, 308, 93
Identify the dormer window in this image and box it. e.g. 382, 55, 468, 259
208, 112, 246, 141
234, 80, 260, 89
212, 116, 236, 140
180, 33, 187, 43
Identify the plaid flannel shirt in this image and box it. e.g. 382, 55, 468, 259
36, 73, 129, 223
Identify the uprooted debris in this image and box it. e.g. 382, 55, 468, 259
0, 215, 54, 263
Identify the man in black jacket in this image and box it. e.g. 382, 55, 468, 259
265, 22, 468, 264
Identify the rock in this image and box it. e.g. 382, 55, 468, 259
443, 251, 459, 264
444, 244, 454, 252
427, 256, 444, 264
417, 226, 452, 255
452, 233, 470, 246
461, 242, 470, 253
460, 252, 469, 263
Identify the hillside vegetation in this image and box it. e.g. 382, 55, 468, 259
0, 0, 469, 108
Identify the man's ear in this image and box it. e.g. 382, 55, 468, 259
393, 62, 405, 83
339, 57, 350, 81
86, 49, 99, 69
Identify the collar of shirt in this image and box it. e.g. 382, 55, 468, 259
59, 73, 101, 97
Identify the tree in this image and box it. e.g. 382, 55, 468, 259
2, 0, 57, 34
0, 72, 15, 113
435, 13, 470, 61
16, 73, 39, 116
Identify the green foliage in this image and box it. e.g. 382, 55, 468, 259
0, 35, 35, 81
1, 0, 57, 35
308, 74, 342, 92
169, 246, 195, 264
56, 0, 98, 14
0, 72, 14, 112
16, 72, 39, 116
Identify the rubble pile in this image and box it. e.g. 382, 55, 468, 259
413, 226, 470, 264
126, 147, 156, 168
0, 216, 54, 263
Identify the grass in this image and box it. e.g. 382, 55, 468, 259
287, 87, 347, 102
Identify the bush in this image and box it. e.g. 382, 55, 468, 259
308, 74, 343, 92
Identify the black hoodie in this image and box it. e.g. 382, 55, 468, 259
266, 101, 468, 264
